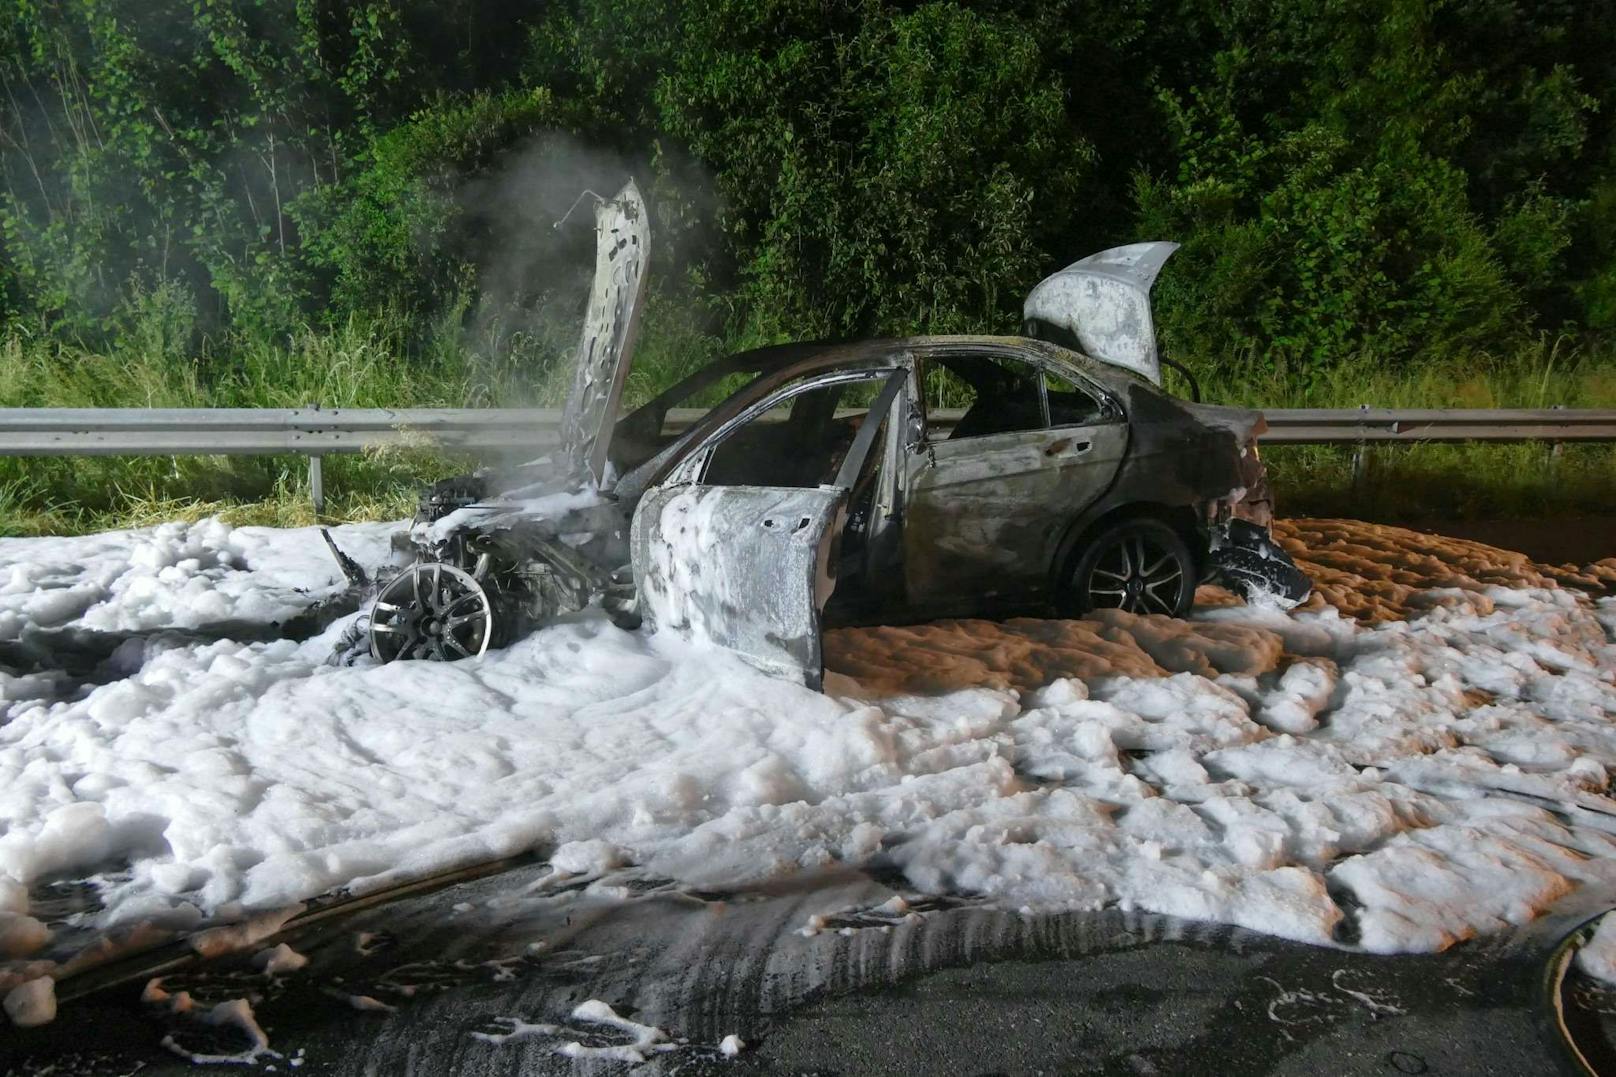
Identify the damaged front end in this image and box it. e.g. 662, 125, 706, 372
328, 179, 650, 665
1196, 413, 1311, 608
360, 473, 635, 663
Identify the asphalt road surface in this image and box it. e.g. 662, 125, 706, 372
6, 861, 1615, 1075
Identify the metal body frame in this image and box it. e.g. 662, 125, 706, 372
660, 367, 909, 487
620, 336, 1131, 490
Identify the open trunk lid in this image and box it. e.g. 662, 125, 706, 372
559, 179, 651, 486
1023, 242, 1178, 385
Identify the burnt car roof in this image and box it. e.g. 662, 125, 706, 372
631, 334, 1150, 398
606, 333, 1200, 498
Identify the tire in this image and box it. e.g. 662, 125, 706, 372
1059, 517, 1196, 618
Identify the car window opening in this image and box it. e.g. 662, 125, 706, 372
703, 376, 883, 489
924, 355, 1106, 440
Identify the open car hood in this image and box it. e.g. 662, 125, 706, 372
559, 179, 651, 486
1023, 242, 1179, 385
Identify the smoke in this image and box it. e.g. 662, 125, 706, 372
451, 132, 724, 401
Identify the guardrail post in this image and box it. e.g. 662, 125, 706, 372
1350, 404, 1370, 492
305, 402, 325, 514
1548, 403, 1565, 478
309, 454, 325, 514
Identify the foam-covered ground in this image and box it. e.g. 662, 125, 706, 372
1, 516, 1614, 1014
1276, 518, 1616, 621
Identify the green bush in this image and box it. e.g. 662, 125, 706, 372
647, 2, 1085, 337
0, 0, 1613, 402
1134, 0, 1604, 378
292, 88, 564, 320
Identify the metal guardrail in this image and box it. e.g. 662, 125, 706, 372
1259, 407, 1616, 444
1, 405, 1611, 510
7, 406, 1615, 453
0, 407, 559, 456
0, 408, 563, 509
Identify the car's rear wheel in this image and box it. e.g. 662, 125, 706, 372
1061, 517, 1196, 618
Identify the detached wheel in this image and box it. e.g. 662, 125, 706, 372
1061, 517, 1196, 618
369, 562, 494, 662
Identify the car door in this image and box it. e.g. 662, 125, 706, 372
630, 369, 907, 688
903, 346, 1127, 614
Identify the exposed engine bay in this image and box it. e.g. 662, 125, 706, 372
365, 472, 635, 663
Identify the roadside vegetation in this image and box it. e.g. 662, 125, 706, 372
2, 1, 1613, 536
1, 311, 1611, 537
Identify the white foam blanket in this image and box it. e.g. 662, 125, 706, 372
1, 517, 1615, 988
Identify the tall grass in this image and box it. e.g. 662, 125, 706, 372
0, 306, 520, 536
0, 293, 736, 536
1, 306, 1613, 537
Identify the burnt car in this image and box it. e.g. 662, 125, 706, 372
346, 181, 1308, 688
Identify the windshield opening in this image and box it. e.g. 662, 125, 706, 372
607, 353, 782, 474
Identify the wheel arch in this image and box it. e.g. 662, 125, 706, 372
1048, 498, 1207, 599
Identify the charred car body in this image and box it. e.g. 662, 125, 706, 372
347, 181, 1309, 688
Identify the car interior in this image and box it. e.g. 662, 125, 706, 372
925, 354, 1109, 438
702, 379, 872, 489
934, 355, 1045, 439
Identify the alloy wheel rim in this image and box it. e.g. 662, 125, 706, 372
1084, 532, 1184, 615
369, 562, 493, 662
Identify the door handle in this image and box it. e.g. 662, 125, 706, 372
1045, 438, 1091, 457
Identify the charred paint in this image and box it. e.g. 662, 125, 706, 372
631, 484, 845, 688
560, 180, 650, 487
903, 422, 1128, 613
